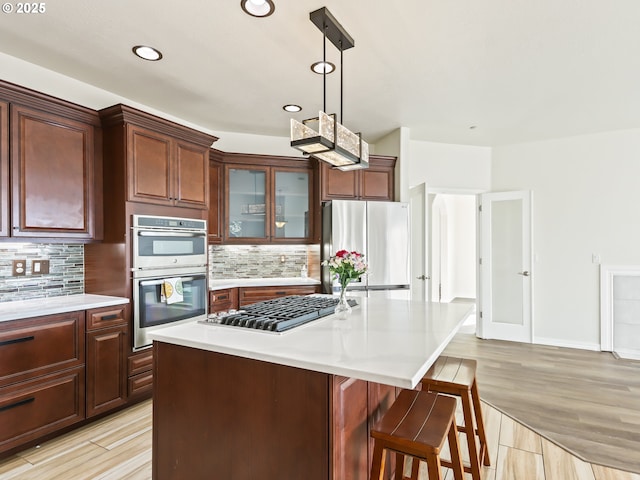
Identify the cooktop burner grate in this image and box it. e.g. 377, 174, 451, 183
200, 295, 357, 332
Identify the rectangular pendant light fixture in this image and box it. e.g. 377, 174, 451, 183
290, 7, 369, 171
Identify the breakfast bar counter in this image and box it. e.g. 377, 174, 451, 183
149, 297, 473, 480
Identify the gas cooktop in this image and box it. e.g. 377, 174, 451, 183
200, 295, 357, 332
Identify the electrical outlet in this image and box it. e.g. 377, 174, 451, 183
12, 260, 26, 276
32, 259, 50, 275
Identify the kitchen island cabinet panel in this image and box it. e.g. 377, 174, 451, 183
149, 298, 473, 480
153, 342, 329, 480
153, 343, 402, 480
10, 104, 96, 239
0, 101, 7, 237
0, 366, 85, 453
331, 376, 369, 480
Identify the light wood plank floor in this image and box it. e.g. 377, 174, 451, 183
443, 331, 640, 475
1, 379, 638, 479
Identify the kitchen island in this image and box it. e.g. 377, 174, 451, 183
149, 296, 473, 480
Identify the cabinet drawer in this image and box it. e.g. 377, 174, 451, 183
0, 312, 84, 387
239, 285, 320, 306
0, 366, 85, 452
209, 288, 238, 313
86, 305, 127, 331
128, 371, 153, 398
128, 349, 153, 377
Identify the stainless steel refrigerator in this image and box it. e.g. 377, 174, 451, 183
322, 200, 411, 298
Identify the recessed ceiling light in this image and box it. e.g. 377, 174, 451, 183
311, 61, 335, 74
283, 104, 302, 113
241, 0, 275, 17
132, 45, 163, 61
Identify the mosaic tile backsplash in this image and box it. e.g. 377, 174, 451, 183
209, 245, 320, 281
0, 243, 319, 303
0, 243, 84, 302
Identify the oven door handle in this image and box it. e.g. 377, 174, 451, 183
137, 231, 205, 238
139, 276, 202, 286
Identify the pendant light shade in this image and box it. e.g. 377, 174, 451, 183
291, 112, 369, 170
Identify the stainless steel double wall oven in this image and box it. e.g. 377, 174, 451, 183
131, 215, 208, 350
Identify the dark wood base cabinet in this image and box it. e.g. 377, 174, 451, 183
0, 367, 85, 453
127, 348, 154, 398
0, 311, 86, 454
153, 342, 397, 480
86, 306, 127, 418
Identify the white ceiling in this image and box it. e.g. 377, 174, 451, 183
1, 0, 640, 146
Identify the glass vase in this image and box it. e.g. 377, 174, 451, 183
335, 282, 352, 319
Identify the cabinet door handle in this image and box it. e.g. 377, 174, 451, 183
275, 291, 286, 295
217, 295, 228, 300
102, 314, 119, 321
0, 397, 35, 413
0, 336, 35, 347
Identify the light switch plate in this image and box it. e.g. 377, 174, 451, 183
32, 259, 50, 275
12, 260, 26, 276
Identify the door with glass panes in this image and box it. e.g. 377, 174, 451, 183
225, 166, 311, 243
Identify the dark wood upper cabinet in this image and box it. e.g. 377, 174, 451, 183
319, 155, 396, 202
127, 125, 172, 206
222, 153, 317, 244
0, 101, 8, 237
100, 104, 217, 211
208, 150, 223, 243
175, 140, 211, 208
1, 86, 100, 240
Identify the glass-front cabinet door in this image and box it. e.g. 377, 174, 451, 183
274, 170, 310, 239
227, 167, 268, 239
225, 164, 313, 243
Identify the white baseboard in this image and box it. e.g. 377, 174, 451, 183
612, 348, 640, 361
533, 336, 601, 352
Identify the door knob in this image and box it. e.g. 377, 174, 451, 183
416, 275, 430, 280
517, 271, 530, 277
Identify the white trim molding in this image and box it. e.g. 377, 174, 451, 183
600, 264, 640, 354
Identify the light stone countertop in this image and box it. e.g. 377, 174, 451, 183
209, 277, 321, 290
0, 294, 129, 323
149, 296, 473, 389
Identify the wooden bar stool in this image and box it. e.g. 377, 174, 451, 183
369, 389, 465, 480
421, 356, 490, 480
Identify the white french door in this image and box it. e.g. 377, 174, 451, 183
478, 191, 532, 342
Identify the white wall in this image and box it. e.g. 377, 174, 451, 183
492, 129, 640, 349
431, 194, 476, 302
450, 195, 477, 299
376, 128, 410, 201
409, 140, 492, 192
